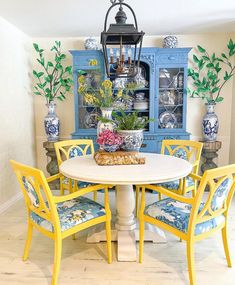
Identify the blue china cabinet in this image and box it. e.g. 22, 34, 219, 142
70, 47, 191, 152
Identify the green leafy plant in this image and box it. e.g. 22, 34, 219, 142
113, 110, 154, 130
33, 41, 73, 104
188, 39, 235, 104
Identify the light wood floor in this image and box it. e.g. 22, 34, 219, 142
0, 191, 235, 285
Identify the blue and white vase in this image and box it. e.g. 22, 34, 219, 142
44, 101, 60, 142
202, 103, 218, 142
84, 37, 99, 50
97, 107, 115, 136
103, 144, 120, 152
163, 36, 178, 48
117, 129, 143, 152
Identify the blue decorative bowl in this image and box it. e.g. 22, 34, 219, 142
103, 144, 120, 152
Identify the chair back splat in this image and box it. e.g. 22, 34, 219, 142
161, 140, 203, 175
55, 139, 94, 166
190, 165, 235, 234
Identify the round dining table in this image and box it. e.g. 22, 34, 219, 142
60, 152, 192, 261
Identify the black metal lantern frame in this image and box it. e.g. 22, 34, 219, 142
101, 0, 145, 78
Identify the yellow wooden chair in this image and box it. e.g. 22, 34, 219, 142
54, 139, 97, 200
10, 160, 112, 285
139, 164, 235, 285
136, 140, 203, 215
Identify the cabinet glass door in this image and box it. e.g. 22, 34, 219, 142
78, 69, 102, 129
112, 61, 151, 132
158, 67, 184, 129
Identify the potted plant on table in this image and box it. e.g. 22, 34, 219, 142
187, 39, 235, 141
97, 130, 123, 152
113, 110, 153, 152
33, 41, 73, 142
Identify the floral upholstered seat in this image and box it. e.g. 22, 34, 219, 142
157, 176, 194, 191
145, 197, 225, 235
62, 177, 94, 189
30, 196, 106, 232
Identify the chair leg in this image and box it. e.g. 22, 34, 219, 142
105, 219, 112, 264
52, 237, 62, 285
158, 192, 162, 201
192, 185, 196, 197
135, 186, 140, 217
139, 217, 144, 263
60, 184, 64, 196
222, 226, 232, 267
186, 240, 196, 285
22, 221, 33, 261
93, 191, 97, 202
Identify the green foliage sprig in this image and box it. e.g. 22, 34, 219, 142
113, 110, 154, 130
33, 41, 73, 104
188, 39, 235, 104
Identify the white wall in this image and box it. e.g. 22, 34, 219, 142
33, 34, 235, 173
0, 17, 36, 207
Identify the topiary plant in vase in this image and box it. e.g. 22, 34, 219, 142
187, 39, 235, 141
33, 41, 73, 142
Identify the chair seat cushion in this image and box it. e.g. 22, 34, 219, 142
144, 198, 225, 235
62, 177, 95, 188
156, 176, 194, 191
30, 196, 106, 232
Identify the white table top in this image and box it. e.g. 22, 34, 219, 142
59, 153, 192, 185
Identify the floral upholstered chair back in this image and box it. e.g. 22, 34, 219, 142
10, 160, 58, 228
161, 140, 203, 174
191, 165, 235, 234
55, 139, 95, 166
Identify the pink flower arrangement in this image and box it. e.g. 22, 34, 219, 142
97, 130, 123, 146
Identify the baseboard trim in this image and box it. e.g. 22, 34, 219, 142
0, 192, 23, 215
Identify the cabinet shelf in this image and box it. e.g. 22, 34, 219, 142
113, 87, 149, 91
159, 87, 184, 90
159, 104, 183, 108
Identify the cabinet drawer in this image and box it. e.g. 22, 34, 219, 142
158, 135, 189, 141
156, 53, 188, 64
73, 55, 102, 68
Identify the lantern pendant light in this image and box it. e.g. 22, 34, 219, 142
101, 0, 145, 78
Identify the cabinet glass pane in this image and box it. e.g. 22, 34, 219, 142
112, 61, 151, 132
158, 68, 184, 129
78, 69, 102, 129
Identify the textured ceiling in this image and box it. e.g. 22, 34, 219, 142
0, 0, 235, 37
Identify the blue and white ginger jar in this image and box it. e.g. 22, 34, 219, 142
44, 101, 60, 142
202, 103, 218, 142
84, 37, 99, 50
118, 129, 143, 152
163, 36, 178, 48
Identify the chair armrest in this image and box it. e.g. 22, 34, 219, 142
46, 173, 62, 183
189, 173, 202, 181
52, 184, 109, 204
143, 184, 194, 204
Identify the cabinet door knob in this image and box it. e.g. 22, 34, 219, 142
168, 56, 175, 60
